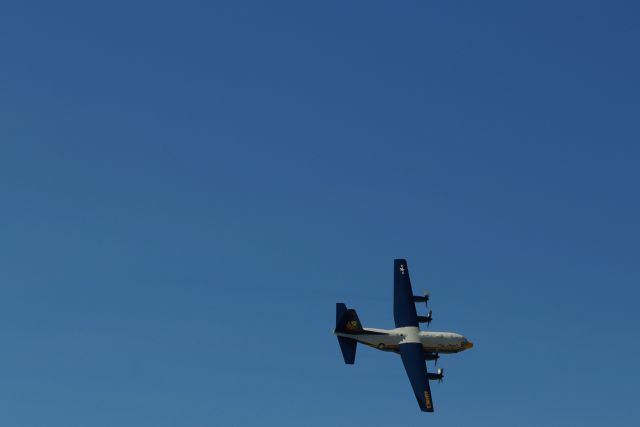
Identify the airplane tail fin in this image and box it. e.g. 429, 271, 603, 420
335, 303, 364, 334
335, 303, 362, 364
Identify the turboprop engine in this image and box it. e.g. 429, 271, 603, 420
423, 352, 440, 364
417, 310, 432, 325
427, 368, 444, 383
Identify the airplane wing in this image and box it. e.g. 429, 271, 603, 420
394, 259, 419, 328
394, 259, 434, 411
399, 342, 434, 412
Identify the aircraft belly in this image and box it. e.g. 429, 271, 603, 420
357, 334, 399, 347
422, 347, 460, 354
420, 337, 459, 353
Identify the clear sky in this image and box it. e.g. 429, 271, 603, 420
1, 1, 639, 426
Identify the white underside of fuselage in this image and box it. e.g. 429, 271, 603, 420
335, 327, 469, 354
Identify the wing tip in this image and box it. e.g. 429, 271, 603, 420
416, 394, 435, 412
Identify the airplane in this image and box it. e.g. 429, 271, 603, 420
334, 258, 473, 412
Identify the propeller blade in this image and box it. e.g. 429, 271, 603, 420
424, 291, 429, 309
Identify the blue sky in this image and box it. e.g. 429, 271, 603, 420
1, 1, 639, 425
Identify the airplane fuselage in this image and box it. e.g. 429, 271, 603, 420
335, 326, 473, 354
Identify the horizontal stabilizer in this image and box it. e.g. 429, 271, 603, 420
337, 336, 357, 364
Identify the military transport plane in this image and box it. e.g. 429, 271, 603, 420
334, 259, 473, 412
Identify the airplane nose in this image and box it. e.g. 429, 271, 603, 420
463, 341, 474, 350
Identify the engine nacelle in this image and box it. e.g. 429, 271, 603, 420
413, 293, 429, 303
427, 368, 444, 382
417, 310, 432, 324
423, 352, 440, 362
413, 292, 430, 312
